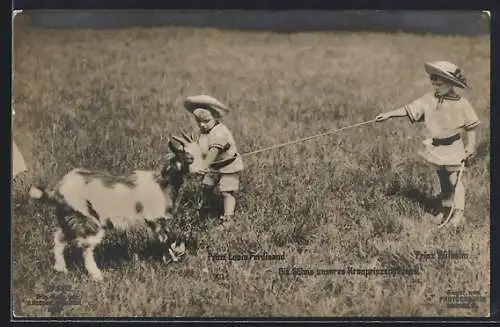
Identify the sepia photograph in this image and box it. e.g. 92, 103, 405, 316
11, 9, 491, 318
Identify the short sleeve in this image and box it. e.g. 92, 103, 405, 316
208, 125, 230, 151
403, 93, 434, 123
460, 98, 480, 131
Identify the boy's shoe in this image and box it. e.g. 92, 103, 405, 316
424, 205, 445, 221
424, 211, 443, 221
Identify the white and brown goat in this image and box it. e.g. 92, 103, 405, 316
29, 134, 203, 281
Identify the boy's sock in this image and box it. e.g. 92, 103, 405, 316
198, 187, 215, 217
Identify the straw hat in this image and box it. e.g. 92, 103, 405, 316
424, 61, 468, 89
183, 95, 229, 119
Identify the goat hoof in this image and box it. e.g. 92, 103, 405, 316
53, 264, 68, 274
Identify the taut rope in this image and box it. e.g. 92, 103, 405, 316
208, 118, 377, 167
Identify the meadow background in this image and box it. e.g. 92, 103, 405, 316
12, 12, 490, 317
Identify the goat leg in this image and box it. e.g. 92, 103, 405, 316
53, 228, 68, 273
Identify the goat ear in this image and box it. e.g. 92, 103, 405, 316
172, 136, 185, 146
181, 130, 192, 143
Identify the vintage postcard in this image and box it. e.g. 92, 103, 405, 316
11, 10, 491, 318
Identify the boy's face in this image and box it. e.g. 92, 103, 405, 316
430, 74, 452, 95
193, 108, 216, 133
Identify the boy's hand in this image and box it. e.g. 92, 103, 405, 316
464, 147, 476, 165
196, 169, 210, 176
375, 113, 391, 122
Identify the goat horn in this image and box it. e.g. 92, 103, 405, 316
181, 131, 192, 143
171, 136, 185, 146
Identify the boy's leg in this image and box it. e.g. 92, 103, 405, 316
221, 192, 236, 216
448, 168, 466, 226
437, 165, 466, 226
435, 168, 451, 218
199, 173, 217, 218
217, 173, 240, 226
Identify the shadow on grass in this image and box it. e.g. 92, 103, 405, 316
63, 238, 169, 272
384, 137, 490, 214
467, 138, 490, 167
476, 139, 490, 159
173, 186, 226, 254
62, 215, 215, 272
385, 182, 441, 214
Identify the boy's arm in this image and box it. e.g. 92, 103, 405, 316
464, 129, 477, 158
203, 147, 220, 170
375, 94, 430, 123
461, 99, 480, 161
375, 107, 407, 121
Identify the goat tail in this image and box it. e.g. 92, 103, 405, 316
29, 186, 45, 199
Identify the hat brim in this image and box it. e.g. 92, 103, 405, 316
184, 95, 229, 119
424, 63, 468, 89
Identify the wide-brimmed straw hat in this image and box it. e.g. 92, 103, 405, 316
184, 95, 229, 119
424, 61, 468, 89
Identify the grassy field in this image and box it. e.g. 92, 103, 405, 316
12, 19, 490, 317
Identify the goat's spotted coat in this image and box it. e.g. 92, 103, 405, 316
30, 135, 204, 281
53, 169, 177, 230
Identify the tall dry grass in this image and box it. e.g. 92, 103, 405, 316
12, 23, 490, 317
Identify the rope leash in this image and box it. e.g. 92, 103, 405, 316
242, 119, 377, 158
205, 118, 377, 169
179, 118, 377, 218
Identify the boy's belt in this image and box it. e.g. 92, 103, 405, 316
209, 153, 239, 170
432, 133, 460, 146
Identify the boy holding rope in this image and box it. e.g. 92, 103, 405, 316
184, 95, 244, 228
375, 61, 480, 227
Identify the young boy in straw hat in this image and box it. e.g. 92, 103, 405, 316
375, 61, 480, 227
184, 95, 244, 228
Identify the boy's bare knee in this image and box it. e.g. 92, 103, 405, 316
220, 191, 234, 198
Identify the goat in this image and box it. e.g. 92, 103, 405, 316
29, 134, 203, 281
